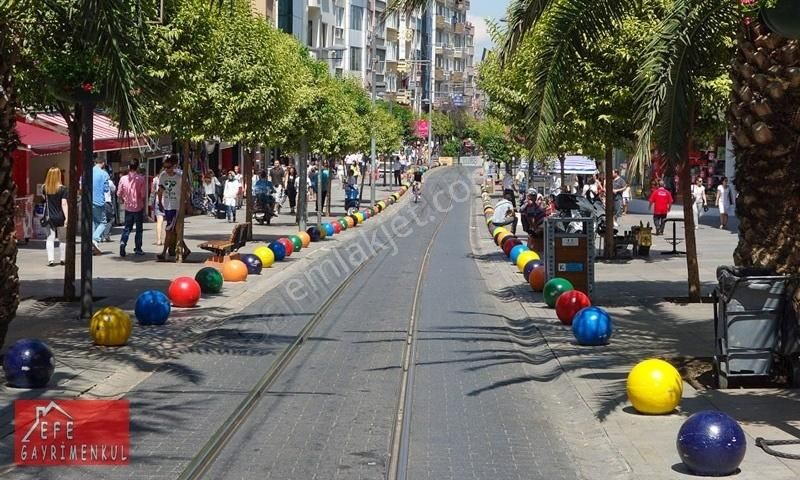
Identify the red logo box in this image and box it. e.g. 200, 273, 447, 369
15, 400, 130, 466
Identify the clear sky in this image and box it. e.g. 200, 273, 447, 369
466, 0, 511, 63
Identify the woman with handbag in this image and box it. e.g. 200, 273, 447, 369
691, 177, 707, 230
42, 167, 68, 266
716, 177, 734, 230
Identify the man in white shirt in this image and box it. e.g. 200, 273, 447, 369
156, 158, 186, 261
502, 165, 517, 206
491, 193, 518, 234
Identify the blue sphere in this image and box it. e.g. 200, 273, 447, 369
3, 338, 55, 388
677, 410, 746, 476
269, 241, 287, 261
509, 244, 529, 265
240, 253, 263, 275
323, 223, 335, 237
135, 290, 171, 326
571, 307, 613, 346
523, 260, 542, 282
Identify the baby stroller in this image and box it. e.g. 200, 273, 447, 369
345, 184, 360, 215
553, 193, 608, 234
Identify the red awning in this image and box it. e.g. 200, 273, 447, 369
27, 112, 146, 153
15, 121, 71, 156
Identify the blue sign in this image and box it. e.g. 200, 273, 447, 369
452, 93, 465, 107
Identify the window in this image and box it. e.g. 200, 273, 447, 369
307, 20, 314, 47
350, 47, 362, 71
322, 23, 328, 48
335, 6, 345, 28
350, 5, 363, 31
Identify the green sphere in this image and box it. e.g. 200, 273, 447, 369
543, 278, 574, 308
338, 218, 348, 230
289, 235, 302, 252
195, 267, 223, 294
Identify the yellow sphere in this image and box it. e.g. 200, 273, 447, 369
90, 306, 132, 346
492, 227, 508, 239
355, 212, 365, 224
486, 217, 494, 225
253, 246, 276, 268
496, 231, 511, 247
516, 251, 541, 272
626, 359, 683, 414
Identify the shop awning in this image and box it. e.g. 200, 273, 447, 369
29, 112, 145, 153
549, 155, 599, 175
15, 121, 71, 156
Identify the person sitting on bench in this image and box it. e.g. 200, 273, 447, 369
492, 193, 518, 234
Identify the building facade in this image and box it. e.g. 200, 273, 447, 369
253, 0, 478, 116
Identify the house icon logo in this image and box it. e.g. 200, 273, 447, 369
21, 400, 73, 443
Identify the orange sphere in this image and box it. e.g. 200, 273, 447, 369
345, 217, 355, 228
222, 259, 248, 282
529, 265, 546, 292
297, 231, 311, 248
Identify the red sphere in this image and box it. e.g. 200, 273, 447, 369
555, 290, 592, 326
332, 221, 342, 234
277, 238, 294, 257
168, 277, 202, 308
502, 237, 522, 257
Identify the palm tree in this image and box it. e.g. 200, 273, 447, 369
392, 0, 800, 299
0, 0, 150, 344
0, 0, 23, 346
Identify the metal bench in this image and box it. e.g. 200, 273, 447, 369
198, 222, 250, 266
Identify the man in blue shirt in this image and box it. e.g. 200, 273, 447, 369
92, 157, 110, 254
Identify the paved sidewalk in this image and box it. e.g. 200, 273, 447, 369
0, 181, 404, 465
475, 181, 800, 478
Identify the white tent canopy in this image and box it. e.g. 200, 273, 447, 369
549, 155, 599, 175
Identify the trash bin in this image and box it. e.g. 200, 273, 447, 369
713, 266, 797, 388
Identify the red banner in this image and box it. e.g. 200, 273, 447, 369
15, 400, 130, 466
414, 119, 429, 138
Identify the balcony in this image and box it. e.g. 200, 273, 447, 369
467, 45, 474, 57
452, 71, 464, 82
465, 22, 475, 36
308, 0, 321, 13
435, 68, 445, 81
435, 43, 444, 55
453, 47, 464, 58
375, 0, 386, 12
436, 15, 445, 29
454, 22, 465, 34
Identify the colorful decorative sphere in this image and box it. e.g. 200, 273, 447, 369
502, 237, 522, 256
3, 339, 55, 388
269, 241, 287, 261
240, 253, 263, 275
543, 277, 574, 307
572, 306, 613, 346
516, 251, 540, 272
168, 277, 202, 308
346, 216, 357, 228
496, 231, 511, 248
195, 267, 223, 294
318, 225, 327, 240
338, 218, 349, 231
253, 246, 275, 268
627, 359, 683, 415
529, 265, 547, 291
677, 411, 746, 476
306, 226, 321, 242
90, 306, 133, 346
289, 235, 303, 252
277, 238, 294, 256
555, 290, 591, 326
222, 259, 248, 282
297, 231, 312, 248
323, 223, 335, 237
523, 260, 541, 282
332, 222, 342, 234
355, 212, 365, 224
135, 290, 172, 325
492, 226, 508, 242
509, 244, 529, 265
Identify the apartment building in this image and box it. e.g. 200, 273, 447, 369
252, 0, 477, 115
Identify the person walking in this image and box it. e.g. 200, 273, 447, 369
502, 164, 517, 206
318, 162, 331, 215
612, 169, 627, 227
91, 157, 109, 255
717, 176, 734, 229
648, 179, 673, 235
150, 169, 165, 246
101, 173, 116, 242
156, 158, 184, 261
622, 185, 631, 214
270, 160, 285, 215
285, 165, 298, 215
42, 167, 68, 266
233, 165, 243, 210
222, 170, 241, 223
691, 177, 707, 230
202, 171, 220, 215
117, 160, 147, 257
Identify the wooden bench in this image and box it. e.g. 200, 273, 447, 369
198, 222, 251, 267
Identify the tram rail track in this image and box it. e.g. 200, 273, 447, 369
178, 167, 460, 480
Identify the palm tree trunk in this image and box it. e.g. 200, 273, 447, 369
731, 19, 800, 274
175, 140, 191, 263
603, 146, 615, 258
297, 137, 308, 230
243, 146, 253, 239
0, 15, 20, 345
